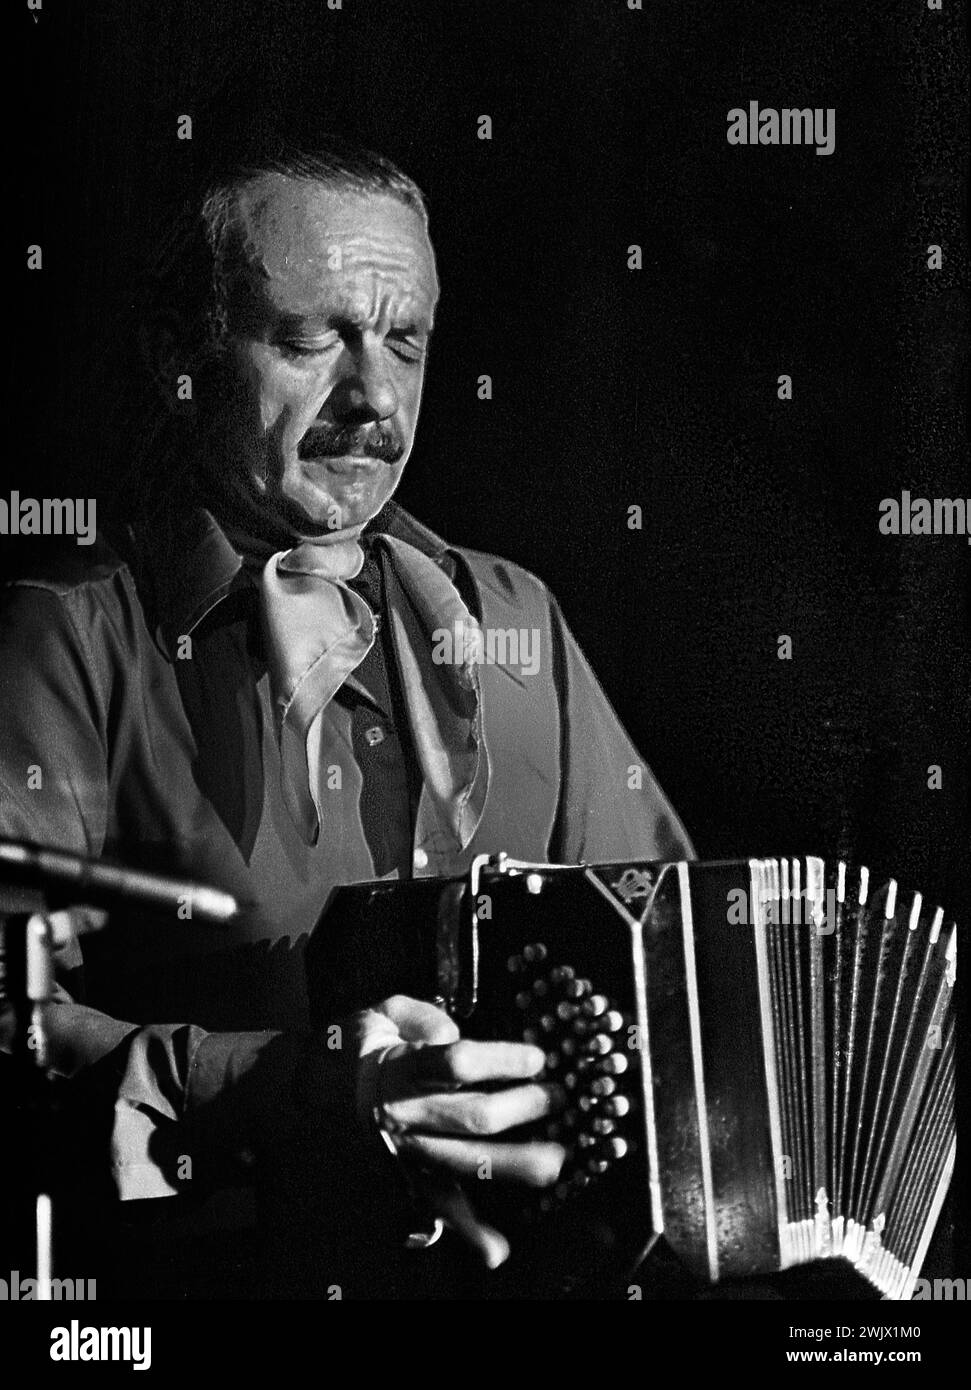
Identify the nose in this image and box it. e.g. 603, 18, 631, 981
325, 338, 399, 425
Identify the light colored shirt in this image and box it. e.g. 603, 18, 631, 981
0, 499, 693, 1204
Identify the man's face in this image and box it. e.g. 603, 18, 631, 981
208, 176, 438, 538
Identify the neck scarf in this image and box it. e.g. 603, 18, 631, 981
225, 521, 490, 851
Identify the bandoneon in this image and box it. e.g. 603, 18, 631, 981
308, 855, 956, 1299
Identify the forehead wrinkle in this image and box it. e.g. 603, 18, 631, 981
239, 193, 432, 273
337, 279, 428, 331
232, 180, 438, 322
336, 232, 426, 267
271, 255, 434, 323
270, 243, 434, 312
238, 267, 434, 332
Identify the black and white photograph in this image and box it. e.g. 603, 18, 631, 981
2, 0, 968, 1364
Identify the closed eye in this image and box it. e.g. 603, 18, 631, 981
279, 338, 340, 359
386, 330, 427, 364
277, 327, 428, 363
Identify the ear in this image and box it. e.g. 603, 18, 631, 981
139, 310, 199, 419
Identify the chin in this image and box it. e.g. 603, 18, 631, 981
282, 482, 379, 534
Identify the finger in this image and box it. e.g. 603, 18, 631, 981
45, 908, 109, 948
420, 1176, 510, 1270
374, 995, 460, 1046
387, 1038, 547, 1091
385, 1081, 562, 1136
352, 997, 459, 1116
351, 1007, 406, 1065
398, 1135, 566, 1188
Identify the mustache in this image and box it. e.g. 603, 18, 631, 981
297, 422, 405, 463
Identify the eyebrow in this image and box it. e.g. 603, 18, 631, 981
274, 312, 433, 335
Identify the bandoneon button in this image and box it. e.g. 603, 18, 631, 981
413, 847, 429, 871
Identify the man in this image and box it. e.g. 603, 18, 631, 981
0, 139, 691, 1296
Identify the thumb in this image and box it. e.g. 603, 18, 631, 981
421, 1176, 511, 1270
373, 994, 460, 1046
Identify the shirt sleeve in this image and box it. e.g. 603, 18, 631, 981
0, 578, 337, 1199
545, 590, 696, 865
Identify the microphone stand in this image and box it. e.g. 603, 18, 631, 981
4, 909, 59, 1298
1, 840, 238, 1298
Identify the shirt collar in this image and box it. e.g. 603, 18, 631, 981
127, 496, 457, 660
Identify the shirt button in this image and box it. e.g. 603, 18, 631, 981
364, 725, 385, 747
413, 848, 429, 871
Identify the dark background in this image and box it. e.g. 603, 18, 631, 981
6, 0, 970, 1287
9, 0, 971, 884
10, 2, 969, 903
12, 0, 968, 909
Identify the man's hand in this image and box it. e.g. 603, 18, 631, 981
351, 995, 566, 1268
